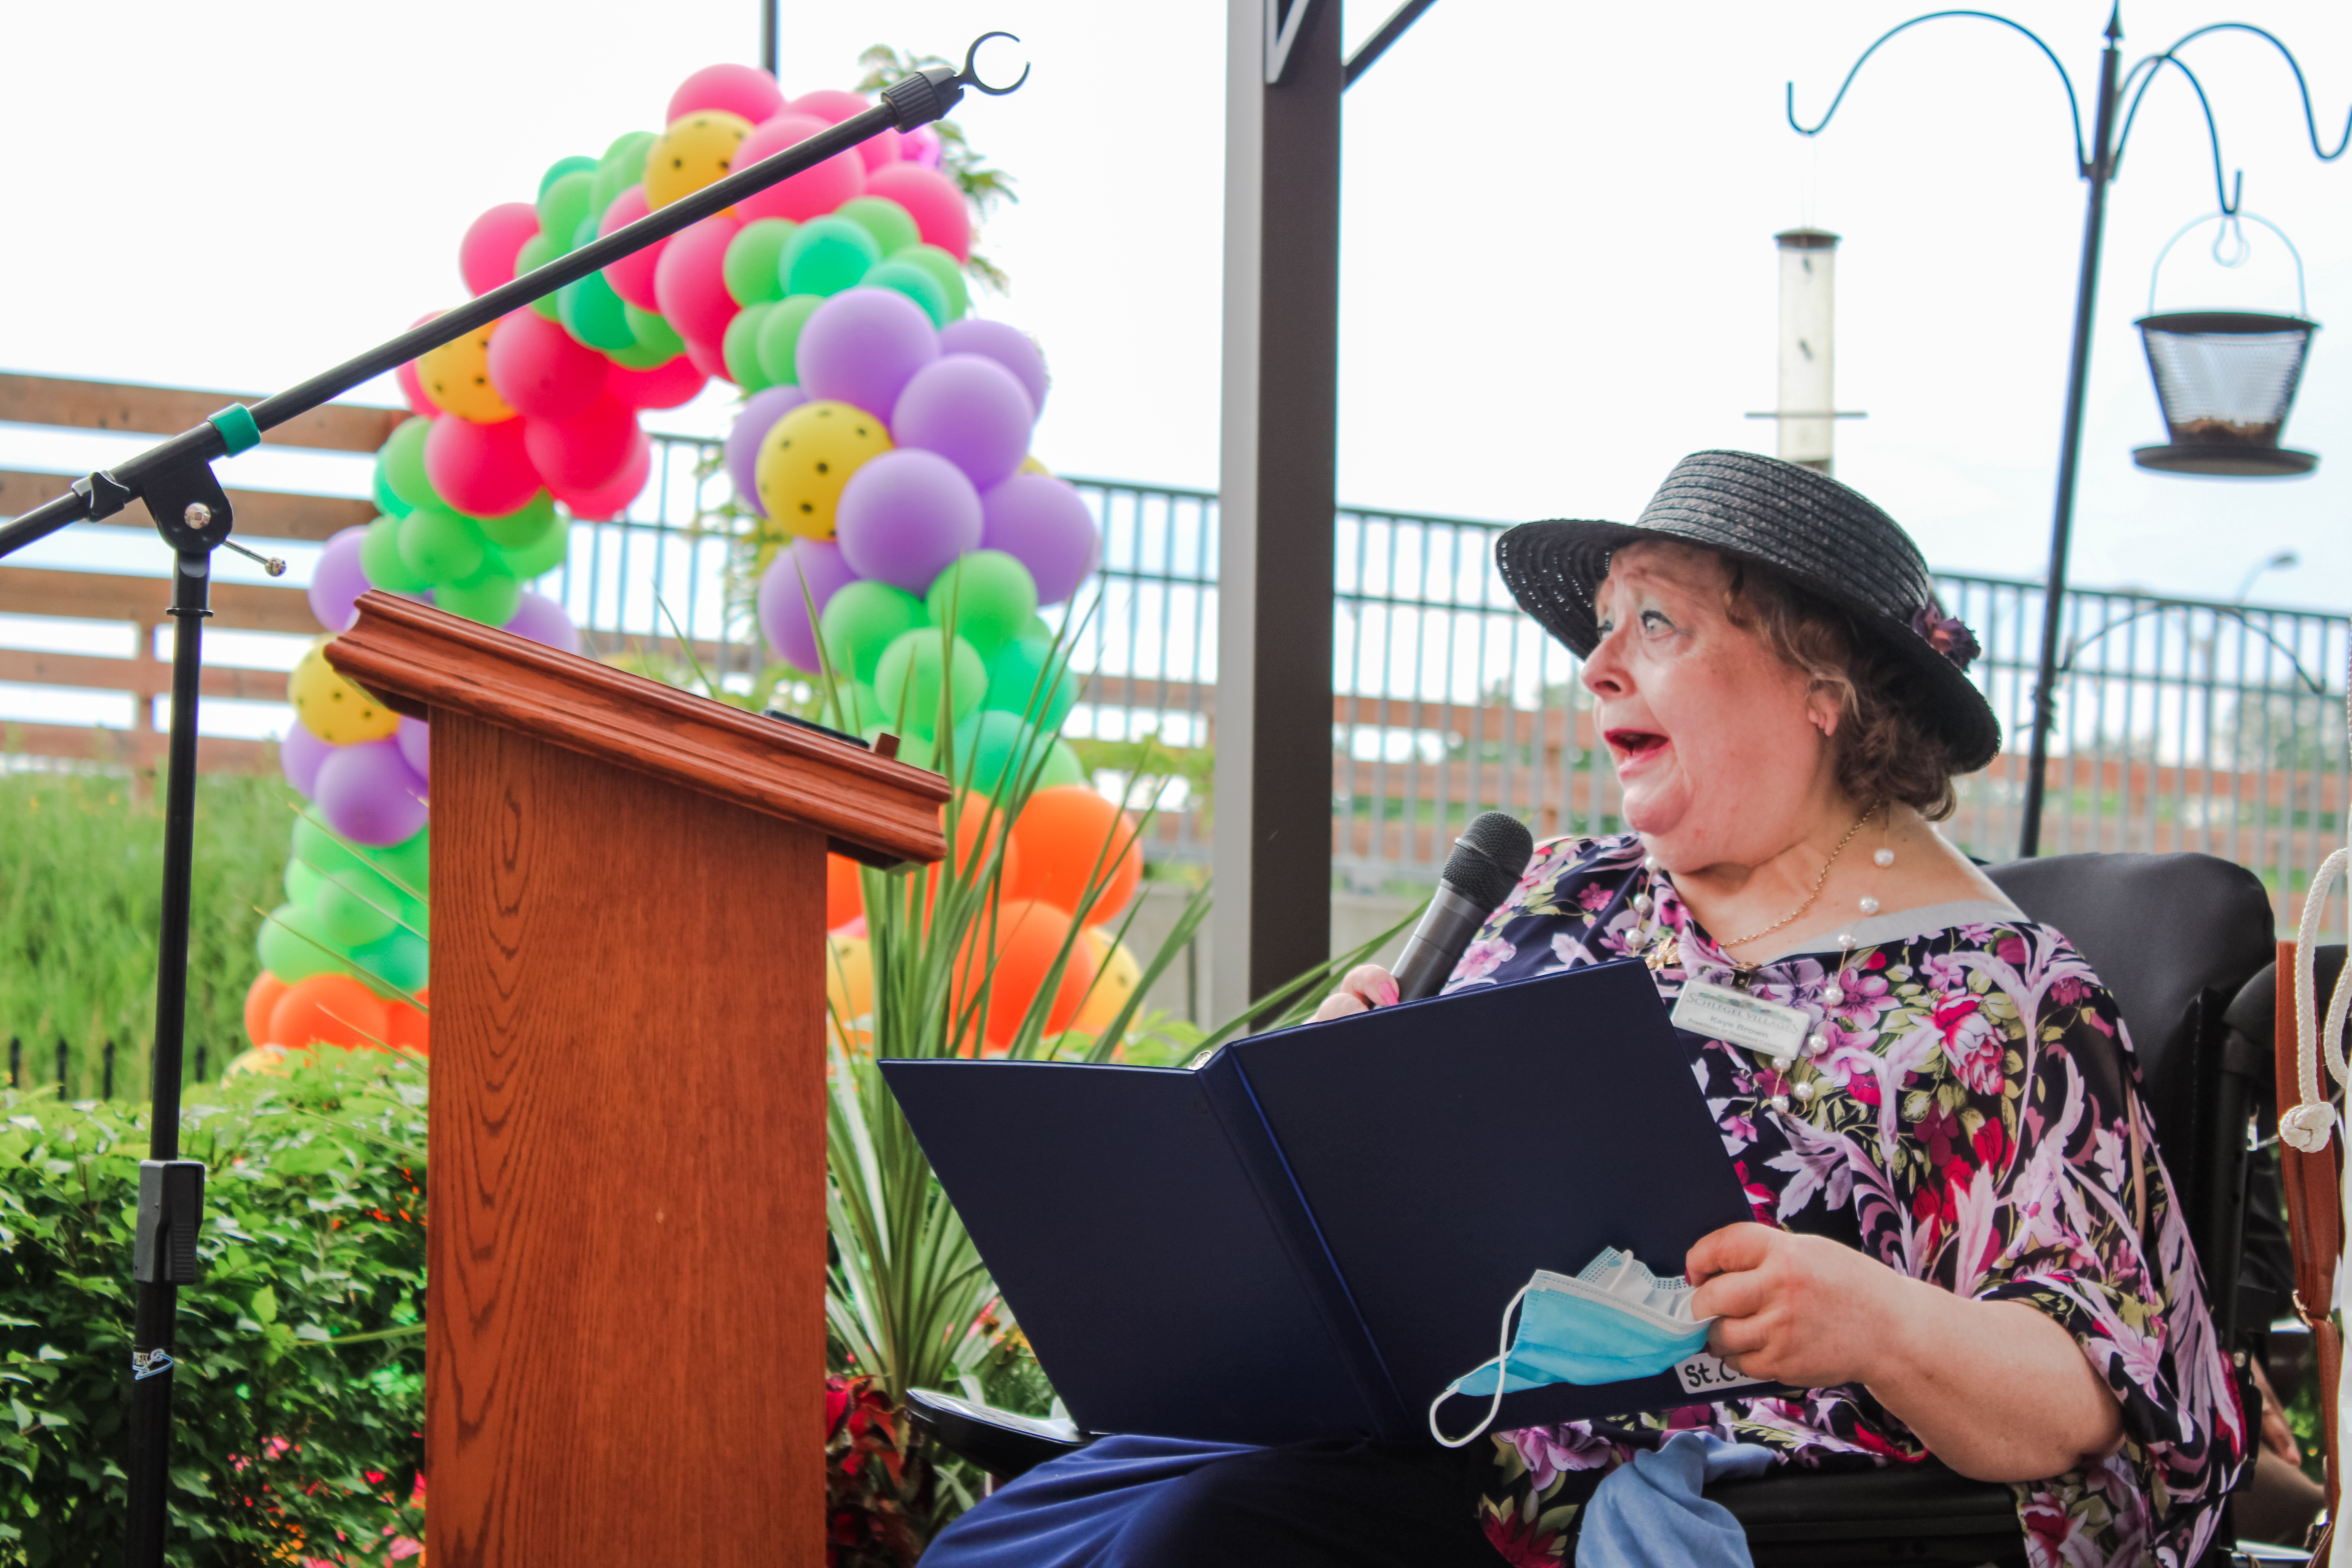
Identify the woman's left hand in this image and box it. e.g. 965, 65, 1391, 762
1685, 1222, 1905, 1389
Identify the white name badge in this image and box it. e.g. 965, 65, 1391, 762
1674, 1350, 1772, 1397
1670, 978, 1809, 1063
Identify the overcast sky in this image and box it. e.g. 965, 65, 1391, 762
3, 0, 2348, 615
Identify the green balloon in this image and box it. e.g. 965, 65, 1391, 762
754, 294, 825, 387
317, 872, 398, 947
559, 269, 635, 352
873, 629, 985, 739
398, 506, 486, 584
613, 303, 684, 369
593, 131, 657, 215
539, 155, 598, 200
926, 550, 1037, 658
1040, 740, 1086, 790
360, 515, 432, 593
285, 858, 322, 905
1021, 613, 1054, 642
864, 724, 934, 771
374, 826, 430, 894
537, 170, 595, 251
982, 637, 1078, 730
479, 491, 556, 548
725, 219, 797, 307
947, 710, 1044, 798
372, 463, 412, 519
381, 417, 438, 514
258, 901, 357, 983
781, 216, 879, 297
394, 884, 430, 941
724, 302, 776, 392
820, 580, 927, 684
836, 196, 921, 259
888, 244, 971, 321
496, 516, 572, 581
863, 260, 949, 327
437, 564, 523, 627
515, 231, 565, 321
351, 927, 429, 999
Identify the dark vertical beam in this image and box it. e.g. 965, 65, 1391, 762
759, 0, 779, 78
1214, 0, 1342, 1021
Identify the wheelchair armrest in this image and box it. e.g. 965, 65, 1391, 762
1710, 1460, 2027, 1568
906, 1388, 1096, 1481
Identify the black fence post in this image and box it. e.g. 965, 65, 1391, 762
103, 1038, 116, 1101
6, 1036, 17, 1090
55, 1037, 68, 1100
193, 1043, 208, 1085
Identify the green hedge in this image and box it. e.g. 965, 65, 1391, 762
0, 1050, 426, 1566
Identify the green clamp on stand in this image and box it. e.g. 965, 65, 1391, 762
205, 403, 260, 457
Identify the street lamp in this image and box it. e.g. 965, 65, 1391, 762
1788, 6, 2348, 856
2235, 548, 2300, 603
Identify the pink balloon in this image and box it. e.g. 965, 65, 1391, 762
787, 89, 869, 123
862, 164, 969, 261
502, 591, 581, 655
550, 429, 650, 522
597, 185, 665, 312
900, 124, 943, 170
796, 288, 939, 419
981, 475, 1102, 606
757, 537, 859, 670
314, 740, 430, 847
891, 354, 1034, 490
734, 113, 866, 224
653, 216, 742, 348
608, 354, 708, 410
425, 414, 543, 519
460, 203, 540, 297
682, 334, 730, 381
834, 449, 984, 593
486, 309, 609, 421
397, 313, 443, 417
280, 722, 333, 797
670, 63, 784, 125
937, 319, 1048, 415
309, 526, 374, 633
394, 717, 430, 779
524, 394, 639, 493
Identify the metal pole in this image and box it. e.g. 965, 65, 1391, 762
2018, 10, 2123, 858
760, 0, 778, 79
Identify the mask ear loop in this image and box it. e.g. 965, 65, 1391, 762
1430, 1280, 1534, 1448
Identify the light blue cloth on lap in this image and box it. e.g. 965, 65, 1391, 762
1575, 1432, 1778, 1568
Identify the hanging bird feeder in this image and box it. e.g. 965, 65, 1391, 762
2132, 214, 2319, 477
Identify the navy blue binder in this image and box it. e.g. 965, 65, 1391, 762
879, 959, 1792, 1447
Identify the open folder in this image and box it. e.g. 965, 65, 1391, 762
879, 958, 1795, 1448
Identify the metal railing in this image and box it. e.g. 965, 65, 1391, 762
519, 437, 2352, 936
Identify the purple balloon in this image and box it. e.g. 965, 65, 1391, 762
891, 354, 1034, 491
395, 717, 430, 779
795, 287, 939, 419
313, 739, 429, 846
279, 722, 333, 797
937, 319, 1048, 416
757, 538, 860, 671
980, 475, 1101, 606
725, 385, 809, 515
309, 526, 374, 633
501, 590, 580, 655
834, 450, 984, 594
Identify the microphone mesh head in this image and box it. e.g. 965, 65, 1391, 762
1446, 812, 1535, 913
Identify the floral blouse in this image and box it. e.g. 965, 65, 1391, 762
1443, 834, 2246, 1568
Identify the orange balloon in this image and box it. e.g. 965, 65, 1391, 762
383, 1000, 430, 1056
268, 973, 391, 1052
826, 854, 865, 929
923, 795, 1023, 921
1006, 787, 1143, 924
244, 971, 290, 1047
953, 898, 1098, 1051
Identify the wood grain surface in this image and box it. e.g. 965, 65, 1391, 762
328, 591, 948, 867
426, 715, 828, 1567
0, 372, 406, 453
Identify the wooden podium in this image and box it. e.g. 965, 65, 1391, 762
328, 593, 947, 1567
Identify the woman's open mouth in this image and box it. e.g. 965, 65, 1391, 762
1604, 728, 1669, 769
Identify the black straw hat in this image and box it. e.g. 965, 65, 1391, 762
1496, 450, 2001, 773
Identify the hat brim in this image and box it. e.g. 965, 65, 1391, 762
1497, 518, 2002, 775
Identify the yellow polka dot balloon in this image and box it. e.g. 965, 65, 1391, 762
755, 400, 894, 541
644, 111, 754, 210
1070, 928, 1143, 1036
1019, 454, 1051, 477
415, 321, 515, 425
827, 933, 873, 1049
289, 639, 400, 744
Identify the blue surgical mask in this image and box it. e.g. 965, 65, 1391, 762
1430, 1248, 1713, 1446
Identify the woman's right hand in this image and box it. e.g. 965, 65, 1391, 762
1311, 964, 1400, 1021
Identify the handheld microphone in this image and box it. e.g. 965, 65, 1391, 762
1391, 812, 1536, 1002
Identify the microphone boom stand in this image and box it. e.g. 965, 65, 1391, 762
0, 36, 1024, 1567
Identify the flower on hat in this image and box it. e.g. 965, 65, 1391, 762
1911, 598, 1981, 671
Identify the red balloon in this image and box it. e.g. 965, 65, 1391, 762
669, 63, 784, 126
486, 308, 609, 421
597, 185, 665, 312
523, 392, 638, 492
425, 414, 542, 518
607, 354, 708, 410
682, 334, 730, 381
653, 215, 743, 348
548, 427, 650, 521
953, 898, 1098, 1051
460, 203, 541, 297
792, 91, 904, 171
245, 970, 290, 1047
862, 163, 971, 261
734, 113, 866, 224
825, 853, 863, 929
270, 973, 391, 1052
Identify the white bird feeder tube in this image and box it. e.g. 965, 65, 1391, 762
1777, 229, 1840, 472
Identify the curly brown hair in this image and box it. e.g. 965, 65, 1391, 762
1717, 556, 1961, 821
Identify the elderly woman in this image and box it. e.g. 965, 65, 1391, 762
924, 452, 2244, 1568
